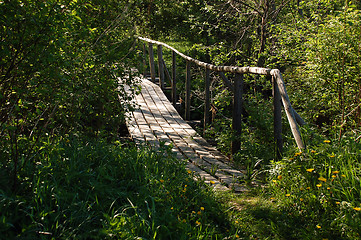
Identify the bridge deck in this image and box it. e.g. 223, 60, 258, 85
126, 77, 244, 191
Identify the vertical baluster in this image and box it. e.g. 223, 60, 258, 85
232, 73, 243, 155
273, 76, 283, 159
172, 51, 177, 106
142, 43, 147, 76
204, 68, 211, 131
185, 60, 191, 120
148, 43, 156, 82
157, 45, 164, 89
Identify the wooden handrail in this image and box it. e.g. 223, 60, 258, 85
138, 36, 272, 75
137, 36, 306, 152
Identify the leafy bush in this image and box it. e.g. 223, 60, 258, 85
0, 0, 139, 190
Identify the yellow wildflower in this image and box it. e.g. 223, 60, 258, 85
311, 150, 316, 153
160, 179, 164, 183
324, 140, 331, 143
317, 225, 322, 229
187, 170, 192, 174
285, 193, 291, 197
316, 184, 322, 187
353, 207, 361, 211
300, 198, 304, 201
235, 220, 239, 224
306, 187, 311, 190
196, 221, 201, 225
200, 207, 205, 211
236, 234, 240, 238
306, 168, 314, 172
289, 157, 294, 161
327, 187, 331, 190
197, 211, 201, 215
332, 170, 339, 174
272, 180, 277, 183
318, 176, 327, 182
277, 175, 283, 180
341, 174, 346, 178
330, 155, 335, 158
210, 180, 215, 184
336, 202, 340, 205
332, 175, 336, 178
294, 152, 302, 156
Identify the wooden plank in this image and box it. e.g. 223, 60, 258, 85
144, 80, 242, 183
125, 77, 244, 191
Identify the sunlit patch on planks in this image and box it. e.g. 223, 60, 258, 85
126, 77, 245, 191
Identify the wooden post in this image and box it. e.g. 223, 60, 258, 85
148, 43, 156, 82
204, 68, 211, 130
143, 43, 147, 76
172, 50, 177, 106
185, 60, 191, 120
271, 69, 305, 150
272, 76, 283, 159
157, 45, 165, 89
232, 73, 243, 155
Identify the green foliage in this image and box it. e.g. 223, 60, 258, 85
0, 0, 139, 190
268, 133, 361, 239
0, 137, 235, 239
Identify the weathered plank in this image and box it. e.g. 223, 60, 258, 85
126, 77, 244, 191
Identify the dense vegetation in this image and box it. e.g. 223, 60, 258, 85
1, 0, 360, 239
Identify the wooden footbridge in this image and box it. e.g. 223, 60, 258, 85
125, 36, 306, 191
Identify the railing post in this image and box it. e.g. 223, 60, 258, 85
204, 68, 211, 131
272, 76, 283, 159
172, 50, 177, 106
271, 69, 305, 150
185, 60, 191, 120
148, 43, 156, 82
232, 73, 243, 155
142, 43, 147, 76
157, 45, 165, 89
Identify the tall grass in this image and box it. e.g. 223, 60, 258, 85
0, 136, 241, 239
267, 129, 361, 239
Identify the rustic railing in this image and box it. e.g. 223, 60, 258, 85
137, 36, 306, 155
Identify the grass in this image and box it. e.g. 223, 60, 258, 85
267, 130, 361, 239
1, 129, 360, 239
0, 135, 238, 239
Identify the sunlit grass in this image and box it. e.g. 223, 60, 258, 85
268, 134, 361, 239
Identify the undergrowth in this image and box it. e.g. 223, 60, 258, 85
0, 136, 240, 239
